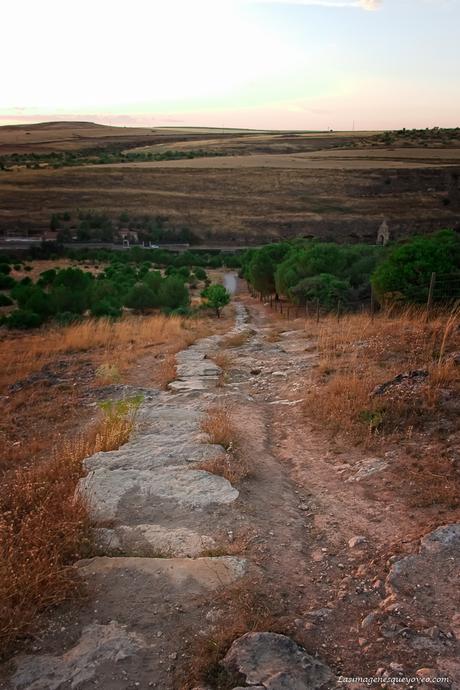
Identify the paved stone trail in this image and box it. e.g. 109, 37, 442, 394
7, 286, 457, 690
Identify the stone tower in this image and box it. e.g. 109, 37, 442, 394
377, 219, 390, 245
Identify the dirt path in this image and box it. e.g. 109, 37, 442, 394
223, 292, 459, 685
3, 284, 459, 690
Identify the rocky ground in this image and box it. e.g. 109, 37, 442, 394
1, 283, 459, 690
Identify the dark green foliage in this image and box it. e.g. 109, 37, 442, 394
143, 270, 162, 292
158, 275, 190, 310
0, 293, 13, 307
291, 274, 351, 310
50, 285, 88, 314
0, 263, 11, 275
53, 311, 83, 326
37, 268, 57, 286
0, 274, 15, 290
201, 284, 231, 317
372, 230, 460, 303
124, 284, 159, 312
90, 299, 122, 319
7, 310, 44, 330
243, 240, 382, 310
23, 288, 53, 318
193, 267, 207, 281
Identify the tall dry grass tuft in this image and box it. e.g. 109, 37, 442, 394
157, 353, 177, 390
201, 404, 236, 451
0, 404, 137, 655
199, 404, 249, 483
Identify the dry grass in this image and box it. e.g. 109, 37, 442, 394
219, 329, 253, 349
210, 351, 234, 386
177, 579, 284, 690
0, 404, 137, 655
201, 404, 237, 451
405, 447, 460, 509
304, 306, 460, 446
0, 314, 198, 390
198, 452, 250, 485
199, 404, 249, 483
157, 353, 177, 390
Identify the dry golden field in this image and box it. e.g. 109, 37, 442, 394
0, 121, 459, 243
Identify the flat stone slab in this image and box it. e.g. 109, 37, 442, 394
85, 441, 227, 472
78, 556, 247, 590
79, 467, 239, 523
93, 524, 216, 557
222, 632, 333, 690
169, 377, 219, 392
176, 362, 221, 378
11, 621, 146, 690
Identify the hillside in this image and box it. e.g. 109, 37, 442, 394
0, 122, 459, 244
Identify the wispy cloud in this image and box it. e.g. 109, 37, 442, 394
249, 0, 382, 9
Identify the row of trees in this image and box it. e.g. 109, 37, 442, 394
242, 241, 382, 309
242, 230, 460, 308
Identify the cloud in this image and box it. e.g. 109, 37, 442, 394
359, 0, 381, 9
249, 0, 382, 9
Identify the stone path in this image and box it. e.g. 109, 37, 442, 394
9, 303, 253, 690
79, 303, 248, 559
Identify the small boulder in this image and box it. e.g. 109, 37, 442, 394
222, 632, 333, 690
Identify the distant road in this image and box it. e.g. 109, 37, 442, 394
0, 241, 257, 253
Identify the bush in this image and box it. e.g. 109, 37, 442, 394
0, 293, 13, 307
372, 229, 460, 303
37, 268, 57, 287
158, 275, 189, 310
53, 311, 83, 326
50, 285, 89, 314
193, 267, 207, 281
24, 288, 53, 317
0, 274, 15, 290
7, 309, 44, 329
291, 273, 351, 310
124, 284, 158, 312
0, 263, 11, 275
90, 300, 122, 319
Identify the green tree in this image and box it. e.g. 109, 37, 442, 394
201, 284, 230, 317
158, 275, 190, 310
124, 284, 158, 312
291, 274, 350, 310
372, 229, 460, 303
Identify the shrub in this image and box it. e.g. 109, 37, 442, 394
0, 274, 15, 290
37, 268, 57, 286
53, 311, 83, 326
159, 275, 190, 310
194, 267, 207, 281
7, 309, 44, 329
0, 293, 13, 307
291, 273, 351, 310
124, 284, 158, 312
372, 229, 460, 303
0, 263, 11, 275
90, 299, 122, 319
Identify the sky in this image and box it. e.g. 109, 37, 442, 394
1, 0, 459, 131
